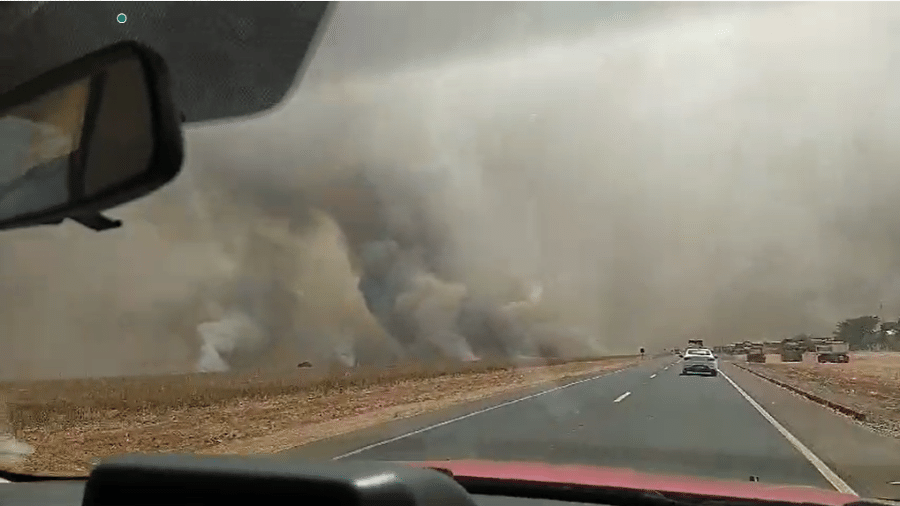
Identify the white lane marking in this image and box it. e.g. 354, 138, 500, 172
333, 368, 627, 460
613, 391, 631, 403
650, 373, 657, 378
720, 369, 857, 495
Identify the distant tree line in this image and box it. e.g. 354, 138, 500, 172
779, 315, 900, 352
830, 315, 900, 351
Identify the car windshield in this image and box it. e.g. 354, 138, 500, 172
4, 2, 900, 502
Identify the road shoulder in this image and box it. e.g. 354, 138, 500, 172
724, 363, 900, 499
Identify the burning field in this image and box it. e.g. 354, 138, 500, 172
7, 3, 900, 382
4, 1, 900, 474
2, 1, 900, 377
0, 356, 637, 476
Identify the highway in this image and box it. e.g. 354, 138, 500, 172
287, 358, 900, 499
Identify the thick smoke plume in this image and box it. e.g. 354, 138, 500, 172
2, 3, 900, 378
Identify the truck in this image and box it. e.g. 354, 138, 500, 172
780, 340, 804, 362
747, 343, 766, 363
816, 341, 850, 363
763, 341, 782, 354
687, 339, 704, 349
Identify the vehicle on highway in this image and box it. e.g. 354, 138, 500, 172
780, 340, 804, 362
763, 341, 782, 355
680, 348, 718, 376
816, 341, 850, 364
4, 4, 900, 506
732, 341, 750, 355
747, 344, 767, 363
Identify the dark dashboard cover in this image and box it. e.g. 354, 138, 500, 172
80, 454, 477, 506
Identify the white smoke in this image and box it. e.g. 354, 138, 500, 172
0, 394, 31, 468
0, 436, 32, 467
394, 272, 476, 361
196, 310, 266, 373
7, 3, 900, 379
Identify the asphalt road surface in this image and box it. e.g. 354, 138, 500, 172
288, 358, 900, 499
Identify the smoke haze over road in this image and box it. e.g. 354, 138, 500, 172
3, 2, 900, 379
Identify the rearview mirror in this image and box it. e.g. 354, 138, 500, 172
0, 41, 183, 231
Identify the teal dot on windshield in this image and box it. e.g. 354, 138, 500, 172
117, 13, 127, 24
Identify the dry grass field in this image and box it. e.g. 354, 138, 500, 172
746, 352, 900, 438
0, 355, 638, 476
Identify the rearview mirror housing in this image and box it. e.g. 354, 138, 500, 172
0, 41, 183, 231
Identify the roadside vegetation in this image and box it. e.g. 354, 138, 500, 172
743, 352, 900, 440
0, 355, 637, 476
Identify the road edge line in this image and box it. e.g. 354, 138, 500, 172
720, 367, 857, 496
731, 363, 866, 422
332, 366, 630, 460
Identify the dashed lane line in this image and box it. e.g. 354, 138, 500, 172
613, 391, 632, 403
332, 368, 629, 460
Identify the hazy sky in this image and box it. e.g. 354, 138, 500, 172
301, 2, 776, 87
6, 2, 900, 378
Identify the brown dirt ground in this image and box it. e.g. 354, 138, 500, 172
0, 356, 637, 476
744, 352, 900, 439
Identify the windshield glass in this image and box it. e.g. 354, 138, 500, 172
4, 1, 900, 501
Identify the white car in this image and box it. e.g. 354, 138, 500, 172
681, 348, 718, 376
